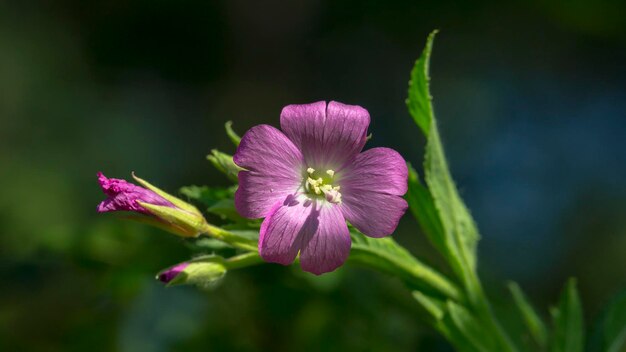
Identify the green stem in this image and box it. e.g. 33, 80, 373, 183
349, 246, 463, 303
202, 223, 258, 252
224, 252, 264, 270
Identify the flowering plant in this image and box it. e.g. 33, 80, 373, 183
96, 32, 625, 351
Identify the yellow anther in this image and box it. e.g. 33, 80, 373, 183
326, 169, 335, 177
307, 167, 315, 175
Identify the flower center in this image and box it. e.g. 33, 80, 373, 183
304, 167, 342, 204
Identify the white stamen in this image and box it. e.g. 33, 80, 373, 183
326, 169, 335, 177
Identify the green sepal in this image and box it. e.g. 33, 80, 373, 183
138, 201, 207, 238
132, 173, 200, 215
207, 149, 242, 182
124, 215, 201, 238
225, 121, 241, 146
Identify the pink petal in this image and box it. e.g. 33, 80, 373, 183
338, 148, 408, 238
233, 125, 304, 218
96, 172, 174, 214
280, 101, 370, 169
235, 172, 303, 219
259, 196, 351, 275
157, 262, 189, 283
258, 195, 316, 266
234, 124, 304, 176
299, 204, 351, 275
340, 192, 408, 238
338, 147, 408, 196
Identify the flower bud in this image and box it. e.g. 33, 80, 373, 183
97, 172, 208, 237
157, 258, 227, 288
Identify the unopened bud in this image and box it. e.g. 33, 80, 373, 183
157, 258, 227, 288
97, 172, 208, 237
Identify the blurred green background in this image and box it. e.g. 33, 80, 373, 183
1, 1, 625, 351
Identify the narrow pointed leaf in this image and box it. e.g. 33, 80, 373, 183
406, 30, 480, 293
407, 164, 446, 255
508, 281, 548, 348
550, 278, 584, 352
588, 291, 626, 352
411, 291, 484, 352
413, 290, 446, 320
407, 30, 438, 136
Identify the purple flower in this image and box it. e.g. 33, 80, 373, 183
233, 101, 408, 275
97, 172, 174, 214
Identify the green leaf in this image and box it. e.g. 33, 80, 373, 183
508, 281, 548, 348
588, 291, 626, 352
348, 230, 461, 302
413, 290, 446, 320
207, 149, 242, 182
207, 199, 246, 223
447, 300, 501, 352
188, 237, 233, 251
406, 164, 446, 256
425, 115, 480, 283
225, 121, 241, 146
411, 292, 486, 352
226, 229, 259, 241
406, 29, 438, 136
179, 185, 235, 208
406, 30, 480, 293
550, 278, 584, 352
602, 295, 626, 352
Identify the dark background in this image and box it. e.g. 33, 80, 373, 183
1, 1, 625, 351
